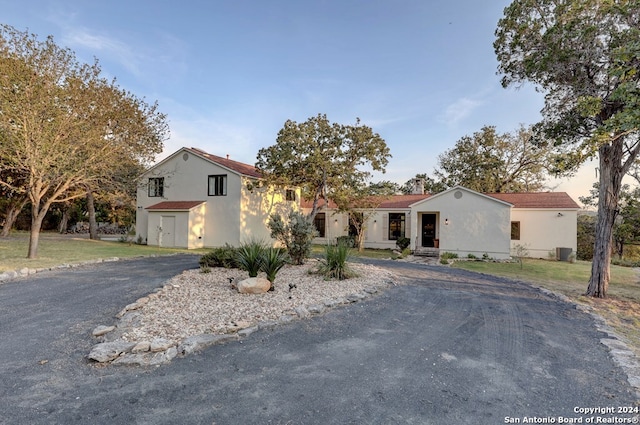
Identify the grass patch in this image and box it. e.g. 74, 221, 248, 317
0, 232, 201, 272
453, 258, 640, 357
311, 244, 398, 260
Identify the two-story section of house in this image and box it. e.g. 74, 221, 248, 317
136, 147, 298, 249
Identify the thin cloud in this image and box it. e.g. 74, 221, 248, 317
441, 97, 483, 126
63, 29, 142, 75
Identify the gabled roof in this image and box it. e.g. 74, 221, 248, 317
186, 147, 262, 178
299, 187, 580, 211
146, 201, 205, 211
486, 192, 580, 209
409, 185, 513, 208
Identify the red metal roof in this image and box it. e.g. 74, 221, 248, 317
186, 147, 262, 178
300, 192, 579, 210
486, 192, 580, 209
146, 201, 205, 210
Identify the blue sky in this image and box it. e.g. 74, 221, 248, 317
2, 0, 598, 202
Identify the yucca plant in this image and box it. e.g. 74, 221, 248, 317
318, 242, 356, 280
236, 240, 266, 278
261, 247, 289, 287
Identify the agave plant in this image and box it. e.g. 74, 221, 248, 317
236, 240, 266, 278
261, 247, 289, 287
318, 241, 356, 280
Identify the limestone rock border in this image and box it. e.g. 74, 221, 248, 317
88, 283, 389, 367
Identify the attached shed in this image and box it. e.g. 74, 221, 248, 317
146, 201, 206, 249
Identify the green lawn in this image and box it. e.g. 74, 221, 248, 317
0, 232, 202, 272
452, 258, 640, 357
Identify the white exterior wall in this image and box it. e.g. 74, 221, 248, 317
510, 209, 578, 258
411, 188, 512, 259
136, 149, 300, 248
362, 209, 412, 250
147, 210, 201, 249
239, 179, 299, 245
136, 150, 241, 247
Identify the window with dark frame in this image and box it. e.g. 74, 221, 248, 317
511, 221, 521, 240
313, 213, 326, 238
388, 213, 405, 240
285, 189, 296, 201
208, 175, 227, 196
148, 177, 164, 197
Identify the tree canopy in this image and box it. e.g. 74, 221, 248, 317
435, 125, 551, 193
495, 0, 640, 297
255, 113, 391, 220
0, 24, 168, 258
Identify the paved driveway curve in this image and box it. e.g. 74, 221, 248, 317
0, 255, 637, 424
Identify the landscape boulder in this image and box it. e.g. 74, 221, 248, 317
237, 277, 271, 294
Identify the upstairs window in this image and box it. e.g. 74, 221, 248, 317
208, 175, 227, 196
148, 177, 164, 197
388, 213, 405, 240
285, 189, 296, 202
511, 221, 521, 240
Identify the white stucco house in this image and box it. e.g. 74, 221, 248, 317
135, 147, 298, 249
302, 184, 580, 260
136, 148, 579, 259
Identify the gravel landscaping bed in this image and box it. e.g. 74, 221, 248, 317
118, 260, 396, 345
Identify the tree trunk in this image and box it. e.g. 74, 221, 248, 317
58, 203, 70, 234
586, 144, 624, 298
1, 197, 27, 237
27, 204, 47, 259
87, 191, 98, 240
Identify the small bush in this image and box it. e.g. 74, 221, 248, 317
261, 247, 289, 284
199, 244, 240, 269
236, 240, 267, 278
467, 253, 477, 259
317, 242, 357, 280
268, 211, 317, 265
440, 252, 459, 259
440, 258, 450, 265
401, 247, 412, 257
336, 235, 355, 248
396, 237, 411, 251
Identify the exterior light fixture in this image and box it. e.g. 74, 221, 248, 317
445, 218, 449, 225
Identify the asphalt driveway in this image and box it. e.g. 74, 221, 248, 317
0, 255, 637, 425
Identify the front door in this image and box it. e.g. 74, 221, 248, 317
421, 214, 436, 247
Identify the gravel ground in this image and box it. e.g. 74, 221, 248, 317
120, 260, 395, 344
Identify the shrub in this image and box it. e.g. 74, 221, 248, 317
317, 242, 357, 280
440, 252, 459, 259
268, 211, 317, 265
467, 253, 477, 259
236, 240, 267, 278
401, 247, 412, 257
199, 244, 240, 269
396, 237, 411, 251
440, 258, 450, 265
261, 247, 289, 285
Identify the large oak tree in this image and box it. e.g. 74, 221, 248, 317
435, 125, 551, 193
495, 0, 640, 297
0, 25, 168, 258
255, 114, 391, 221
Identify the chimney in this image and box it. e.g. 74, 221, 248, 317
226, 154, 230, 160
413, 178, 424, 195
